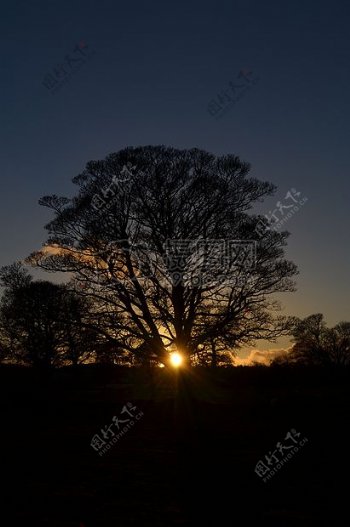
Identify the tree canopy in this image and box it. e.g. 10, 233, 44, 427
272, 313, 350, 367
27, 145, 298, 366
0, 264, 99, 368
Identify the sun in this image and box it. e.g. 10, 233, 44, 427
169, 352, 183, 368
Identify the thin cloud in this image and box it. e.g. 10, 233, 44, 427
234, 347, 292, 366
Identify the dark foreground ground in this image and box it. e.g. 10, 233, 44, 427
0, 364, 349, 527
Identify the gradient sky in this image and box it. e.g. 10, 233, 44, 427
1, 0, 349, 357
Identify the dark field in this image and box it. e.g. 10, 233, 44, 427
0, 365, 349, 526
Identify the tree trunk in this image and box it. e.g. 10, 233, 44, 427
211, 339, 217, 368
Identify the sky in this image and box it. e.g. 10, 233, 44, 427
1, 0, 349, 360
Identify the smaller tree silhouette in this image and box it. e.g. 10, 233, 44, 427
272, 314, 350, 367
0, 264, 99, 368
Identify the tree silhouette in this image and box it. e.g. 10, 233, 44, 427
325, 321, 350, 366
27, 146, 297, 365
272, 314, 350, 367
0, 264, 98, 368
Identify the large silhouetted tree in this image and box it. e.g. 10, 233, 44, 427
27, 146, 298, 365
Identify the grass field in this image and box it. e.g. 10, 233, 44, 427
0, 365, 349, 526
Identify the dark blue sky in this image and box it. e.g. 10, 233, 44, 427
1, 0, 349, 352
